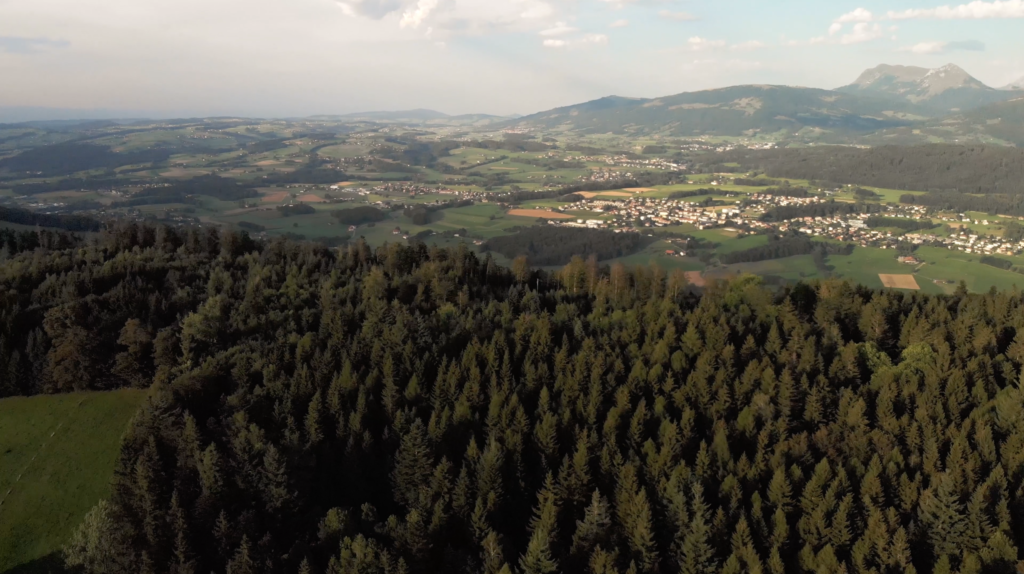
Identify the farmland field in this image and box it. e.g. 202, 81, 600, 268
0, 390, 146, 573
507, 209, 574, 219
879, 274, 921, 290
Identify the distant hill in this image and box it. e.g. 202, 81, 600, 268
836, 64, 1021, 113
947, 96, 1024, 146
511, 85, 921, 138
1004, 76, 1024, 90
336, 109, 451, 121
312, 109, 512, 126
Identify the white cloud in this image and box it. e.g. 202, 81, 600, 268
887, 0, 1024, 20
730, 40, 765, 51
898, 39, 986, 53
901, 41, 948, 54
835, 8, 874, 23
542, 33, 607, 49
688, 36, 726, 51
337, 0, 558, 36
539, 21, 576, 36
828, 23, 843, 35
399, 0, 437, 29
336, 0, 409, 20
597, 0, 641, 8
831, 0, 1024, 27
659, 10, 699, 21
609, 19, 629, 28
840, 22, 882, 44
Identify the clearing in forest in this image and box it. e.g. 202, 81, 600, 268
879, 274, 920, 290
685, 271, 707, 287
507, 209, 574, 219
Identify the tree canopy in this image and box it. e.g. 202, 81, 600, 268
1, 223, 1023, 573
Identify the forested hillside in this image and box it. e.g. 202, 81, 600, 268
713, 145, 1024, 195
4, 225, 1024, 573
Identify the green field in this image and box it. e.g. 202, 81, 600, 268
710, 254, 823, 282
0, 390, 146, 573
820, 245, 1024, 294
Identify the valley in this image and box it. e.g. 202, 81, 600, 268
2, 62, 1024, 298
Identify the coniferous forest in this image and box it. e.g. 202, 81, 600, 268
4, 223, 1024, 574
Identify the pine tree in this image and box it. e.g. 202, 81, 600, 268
519, 474, 560, 574
679, 484, 717, 574
481, 530, 507, 574
305, 391, 325, 448
392, 419, 433, 508
262, 445, 292, 513
571, 490, 613, 559
226, 536, 256, 574
918, 473, 967, 557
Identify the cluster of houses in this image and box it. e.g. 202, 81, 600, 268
546, 193, 1024, 258
602, 156, 684, 171
554, 197, 742, 230
907, 230, 1024, 257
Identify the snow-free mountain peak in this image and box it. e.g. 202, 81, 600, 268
836, 63, 1011, 112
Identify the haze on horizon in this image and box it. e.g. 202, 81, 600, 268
1, 0, 1023, 121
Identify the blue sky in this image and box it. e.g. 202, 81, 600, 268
0, 0, 1022, 118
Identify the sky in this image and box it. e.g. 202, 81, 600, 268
1, 0, 1023, 119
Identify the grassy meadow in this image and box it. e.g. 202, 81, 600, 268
0, 390, 146, 573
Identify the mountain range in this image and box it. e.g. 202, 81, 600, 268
506, 63, 1024, 145
835, 64, 1012, 113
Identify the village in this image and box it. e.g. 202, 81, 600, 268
545, 193, 1024, 258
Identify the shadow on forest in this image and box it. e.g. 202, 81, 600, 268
2, 553, 69, 574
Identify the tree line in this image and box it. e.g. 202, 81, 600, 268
0, 142, 172, 177
403, 200, 475, 225
864, 216, 937, 232
332, 206, 388, 225
0, 205, 101, 232
719, 236, 854, 265
899, 192, 1024, 218
710, 145, 1024, 196
482, 227, 654, 266
0, 227, 84, 256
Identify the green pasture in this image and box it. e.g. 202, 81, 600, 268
710, 254, 823, 282
827, 245, 1024, 294
715, 234, 769, 254
605, 244, 705, 272
0, 390, 146, 573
